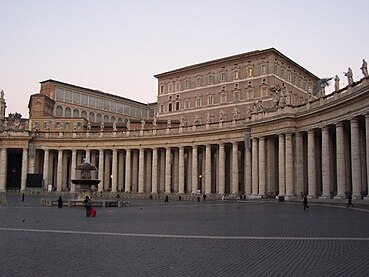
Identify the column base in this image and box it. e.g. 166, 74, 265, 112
353, 195, 362, 200
307, 194, 317, 199
247, 194, 262, 199
363, 197, 369, 200
334, 195, 346, 199
319, 195, 332, 200
284, 195, 297, 201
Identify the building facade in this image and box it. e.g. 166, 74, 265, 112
0, 49, 369, 200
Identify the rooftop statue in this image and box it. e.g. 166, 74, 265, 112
361, 59, 368, 77
344, 67, 353, 85
334, 75, 340, 91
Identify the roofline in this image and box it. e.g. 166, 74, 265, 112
39, 79, 153, 106
154, 48, 319, 80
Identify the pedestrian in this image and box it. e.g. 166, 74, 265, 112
347, 193, 354, 207
83, 196, 91, 217
164, 195, 169, 204
203, 194, 207, 201
21, 193, 25, 202
303, 195, 309, 210
57, 196, 63, 208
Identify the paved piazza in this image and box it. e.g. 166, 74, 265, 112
1, 196, 369, 277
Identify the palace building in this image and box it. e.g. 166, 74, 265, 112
0, 48, 368, 200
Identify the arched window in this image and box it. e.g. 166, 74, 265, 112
81, 110, 87, 119
56, 105, 63, 117
103, 115, 109, 122
89, 112, 95, 122
73, 109, 80, 118
65, 107, 71, 118
117, 118, 123, 123
96, 113, 102, 122
111, 116, 116, 122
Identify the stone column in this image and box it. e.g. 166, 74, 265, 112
178, 146, 185, 194
70, 149, 77, 192
278, 134, 286, 196
43, 148, 50, 190
138, 148, 145, 193
205, 144, 212, 194
165, 147, 171, 193
118, 151, 124, 191
351, 118, 361, 198
244, 144, 252, 195
131, 151, 138, 192
152, 148, 158, 193
335, 122, 346, 198
112, 149, 118, 192
218, 143, 225, 195
104, 151, 111, 191
173, 149, 179, 192
91, 151, 97, 179
98, 149, 104, 192
85, 149, 90, 162
125, 149, 131, 192
258, 137, 265, 196
146, 151, 152, 193
295, 132, 303, 197
0, 148, 7, 192
159, 150, 165, 192
21, 147, 28, 191
56, 149, 63, 192
285, 134, 294, 198
231, 142, 239, 195
191, 146, 198, 193
62, 152, 68, 191
252, 138, 259, 195
307, 130, 316, 198
321, 126, 331, 198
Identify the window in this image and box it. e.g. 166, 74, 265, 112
89, 112, 95, 122
175, 81, 180, 91
260, 64, 267, 75
220, 93, 227, 103
65, 91, 72, 102
56, 105, 63, 116
247, 88, 253, 99
160, 85, 165, 94
175, 101, 180, 110
110, 102, 116, 112
104, 115, 109, 122
234, 70, 239, 80
287, 72, 291, 82
220, 72, 226, 82
184, 80, 189, 89
207, 95, 214, 105
96, 98, 103, 109
56, 88, 64, 100
65, 107, 71, 118
280, 68, 285, 78
111, 116, 116, 122
81, 110, 87, 119
72, 92, 80, 104
247, 67, 253, 77
168, 83, 173, 93
96, 113, 102, 122
103, 100, 110, 110
168, 103, 172, 112
65, 122, 70, 129
195, 96, 202, 107
73, 109, 79, 118
81, 94, 88, 105
117, 103, 123, 113
89, 97, 96, 107
124, 105, 129, 115
160, 104, 164, 113
207, 75, 214, 85
196, 77, 202, 87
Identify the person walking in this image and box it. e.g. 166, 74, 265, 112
83, 196, 91, 217
303, 195, 309, 210
164, 195, 169, 204
347, 194, 354, 207
57, 196, 63, 208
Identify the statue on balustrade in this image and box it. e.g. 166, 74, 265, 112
113, 120, 117, 131
100, 121, 104, 132
87, 121, 91, 132
344, 67, 354, 85
141, 119, 145, 130
152, 117, 157, 128
219, 110, 224, 122
179, 115, 184, 127
361, 59, 368, 77
334, 75, 340, 91
232, 107, 239, 119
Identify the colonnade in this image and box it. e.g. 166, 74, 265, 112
1, 115, 369, 199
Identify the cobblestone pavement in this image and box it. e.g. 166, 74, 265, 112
1, 195, 369, 277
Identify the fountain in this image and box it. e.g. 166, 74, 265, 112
71, 159, 100, 200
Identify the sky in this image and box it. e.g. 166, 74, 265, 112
1, 0, 368, 118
